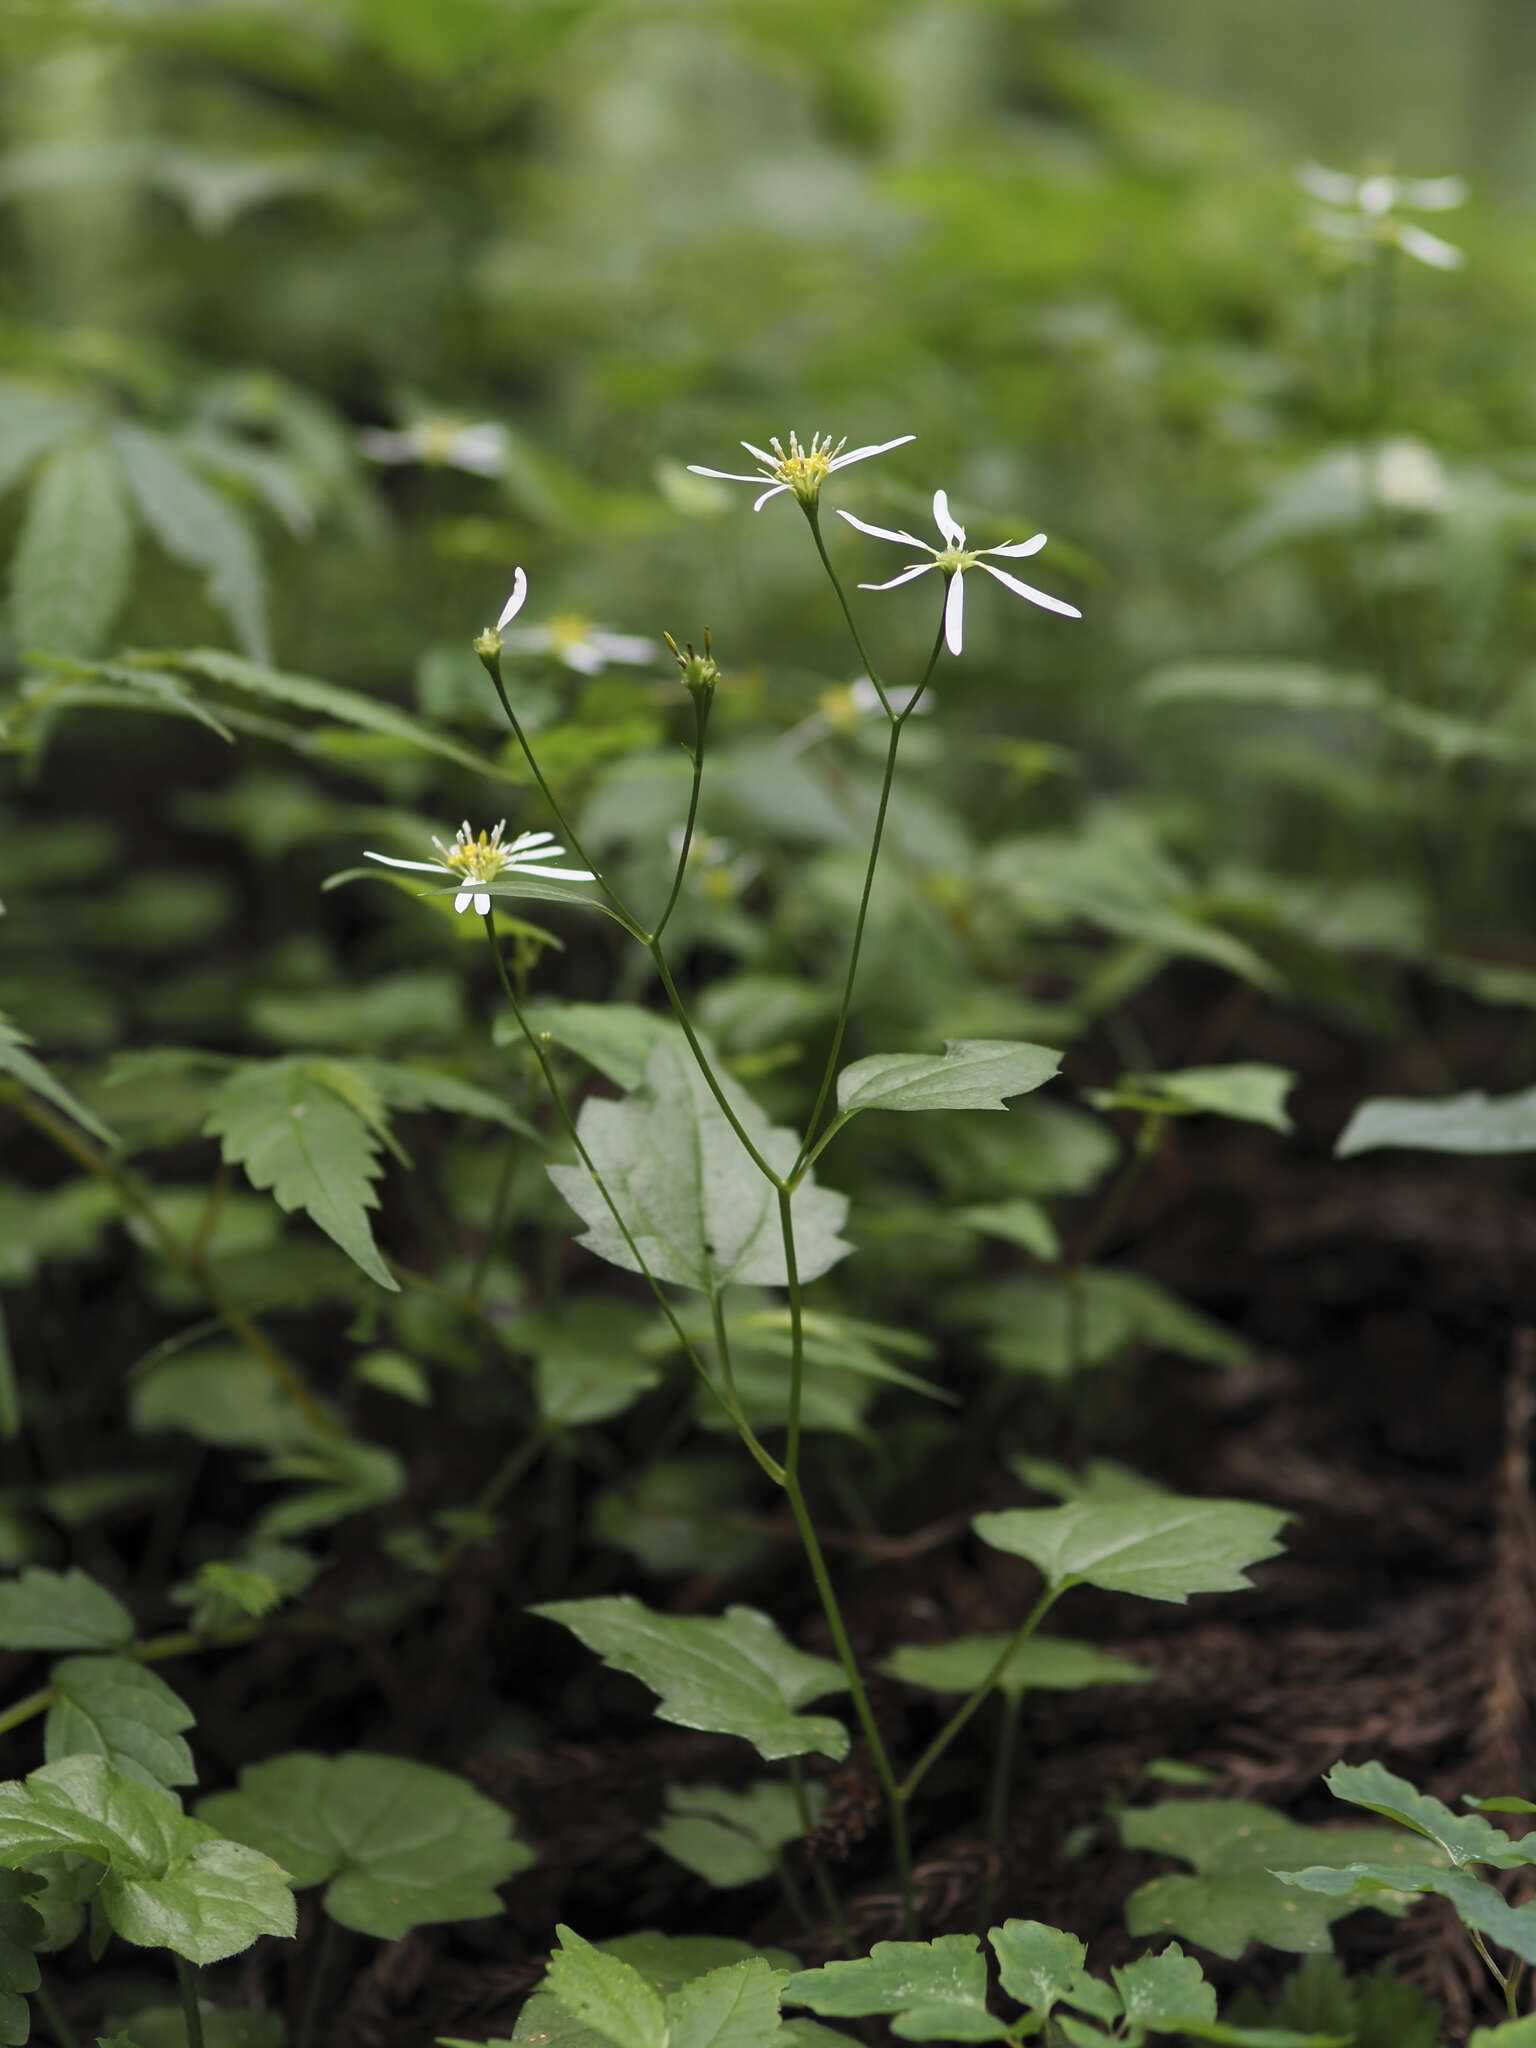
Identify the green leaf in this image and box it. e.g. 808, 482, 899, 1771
1272, 1860, 1536, 1963
101, 2004, 283, 2048
548, 1040, 850, 1293
0, 1873, 42, 2048
45, 1659, 195, 1792
1322, 1760, 1532, 1868
952, 1198, 1061, 1261
787, 1936, 1007, 2041
973, 1497, 1289, 1603
10, 440, 133, 656
0, 1756, 294, 1964
1470, 2020, 1536, 2045
0, 1569, 133, 1652
171, 1544, 319, 1632
1101, 1065, 1296, 1134
545, 1926, 668, 2048
0, 1014, 118, 1149
347, 1058, 536, 1137
1121, 1800, 1430, 1959
1337, 1087, 1536, 1157
987, 1919, 1084, 2016
667, 1959, 787, 2048
1225, 1954, 1434, 2048
1114, 1945, 1216, 2030
517, 1002, 675, 1091
648, 1780, 822, 1889
0, 379, 90, 502
1009, 1456, 1167, 1503
516, 1939, 800, 2048
531, 1597, 849, 1762
835, 1041, 1061, 1117
883, 1634, 1150, 1702
966, 1270, 1249, 1381
195, 1751, 533, 1939
204, 1058, 398, 1292
111, 425, 268, 660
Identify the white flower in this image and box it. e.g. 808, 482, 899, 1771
838, 489, 1080, 657
364, 820, 595, 916
496, 567, 529, 631
687, 429, 915, 512
1296, 162, 1466, 270
359, 418, 510, 476
500, 608, 658, 675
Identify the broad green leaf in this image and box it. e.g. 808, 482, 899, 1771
1224, 1954, 1434, 2048
1121, 1800, 1429, 1958
204, 1058, 398, 1291
1101, 1065, 1296, 1134
1337, 1087, 1536, 1157
973, 1497, 1288, 1603
1114, 1945, 1216, 2029
0, 1014, 118, 1148
532, 1597, 848, 1762
1322, 1760, 1532, 1868
1470, 2021, 1536, 2045
882, 1635, 1150, 1702
45, 1659, 195, 1792
968, 1270, 1249, 1380
513, 1937, 800, 2048
953, 1198, 1061, 1261
347, 1058, 536, 1137
836, 1041, 1061, 1117
171, 1543, 319, 1632
1010, 1456, 1167, 1503
987, 1919, 1084, 2016
517, 1002, 674, 1091
10, 441, 133, 656
101, 2004, 283, 2048
0, 1569, 133, 1652
111, 425, 268, 660
132, 1348, 307, 1452
648, 1780, 822, 1889
545, 1926, 668, 2048
1138, 661, 1382, 715
590, 1459, 771, 1577
195, 1751, 532, 1939
1272, 1861, 1536, 1964
0, 1756, 293, 1964
0, 379, 89, 501
548, 1040, 850, 1292
786, 1936, 1007, 2041
521, 1302, 663, 1428
667, 1959, 787, 2048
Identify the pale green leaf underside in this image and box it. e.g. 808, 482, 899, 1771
973, 1497, 1289, 1602
1323, 1759, 1535, 1868
648, 1780, 822, 1890
882, 1634, 1151, 1701
1117, 1064, 1296, 1133
1337, 1086, 1536, 1158
836, 1040, 1062, 1117
533, 1597, 849, 1762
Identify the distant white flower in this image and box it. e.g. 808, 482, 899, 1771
688, 429, 915, 512
364, 820, 594, 916
359, 418, 510, 476
838, 489, 1080, 657
780, 676, 930, 754
500, 609, 658, 675
1297, 162, 1466, 270
666, 826, 760, 902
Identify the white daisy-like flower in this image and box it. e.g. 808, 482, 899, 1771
1297, 162, 1466, 270
364, 820, 595, 916
499, 609, 658, 676
838, 489, 1080, 657
359, 418, 510, 476
687, 429, 915, 512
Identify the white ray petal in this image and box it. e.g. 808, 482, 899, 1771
503, 862, 597, 881
364, 852, 448, 873
591, 633, 659, 663
752, 482, 791, 511
979, 561, 1082, 617
944, 571, 965, 656
509, 831, 559, 852
982, 533, 1049, 559
740, 441, 778, 466
455, 891, 474, 913
562, 643, 606, 674
497, 567, 529, 630
1296, 163, 1359, 206
1405, 175, 1467, 212
858, 563, 934, 592
1397, 222, 1464, 269
837, 508, 929, 548
473, 891, 492, 915
829, 434, 917, 469
932, 490, 965, 548
687, 465, 772, 483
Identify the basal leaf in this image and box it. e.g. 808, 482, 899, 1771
1337, 1087, 1536, 1158
667, 1958, 787, 2048
195, 1750, 532, 1939
882, 1634, 1150, 1702
548, 1040, 850, 1292
545, 1926, 668, 2048
0, 1013, 118, 1148
648, 1780, 822, 1889
111, 425, 268, 660
0, 1569, 133, 1652
973, 1498, 1288, 1603
10, 440, 133, 656
987, 1920, 1085, 2016
1323, 1760, 1532, 1868
786, 1935, 1007, 2042
0, 1756, 293, 1964
1272, 1861, 1536, 1964
204, 1058, 398, 1291
835, 1040, 1062, 1117
532, 1597, 848, 1762
45, 1659, 195, 1792
1113, 1945, 1215, 2030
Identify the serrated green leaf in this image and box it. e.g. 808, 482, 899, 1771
0, 1570, 133, 1653
546, 1926, 668, 2048
1113, 1945, 1215, 2030
10, 441, 133, 656
0, 1014, 117, 1149
973, 1497, 1288, 1603
1323, 1760, 1531, 1867
1469, 2019, 1536, 2045
0, 380, 90, 502
195, 1751, 531, 1939
666, 1958, 787, 2048
532, 1597, 848, 1762
0, 1872, 42, 2043
547, 1040, 850, 1293
1107, 1065, 1296, 1134
836, 1040, 1061, 1117
0, 1756, 293, 1964
648, 1780, 821, 1890
110, 425, 268, 659
883, 1634, 1150, 1702
46, 1659, 195, 1792
346, 1059, 536, 1137
987, 1919, 1084, 2016
1272, 1861, 1536, 1964
787, 1936, 1006, 2042
516, 1002, 674, 1090
204, 1058, 398, 1291
171, 1543, 319, 1633
1337, 1087, 1536, 1158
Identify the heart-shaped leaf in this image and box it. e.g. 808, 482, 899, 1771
836, 1041, 1061, 1117
973, 1498, 1289, 1603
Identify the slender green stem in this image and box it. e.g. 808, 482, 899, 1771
652, 701, 709, 944
31, 1975, 81, 2048
801, 502, 889, 706
708, 1288, 742, 1417
174, 1956, 205, 2048
296, 1913, 338, 2048
788, 1755, 851, 1952
646, 943, 784, 1186
898, 1586, 1060, 1803
789, 1111, 854, 1189
188, 1161, 230, 1270
778, 1189, 807, 1477
483, 916, 783, 1484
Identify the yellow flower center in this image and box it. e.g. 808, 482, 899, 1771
438, 823, 512, 884
545, 613, 595, 654
767, 432, 846, 504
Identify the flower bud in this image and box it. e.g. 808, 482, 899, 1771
664, 629, 719, 709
